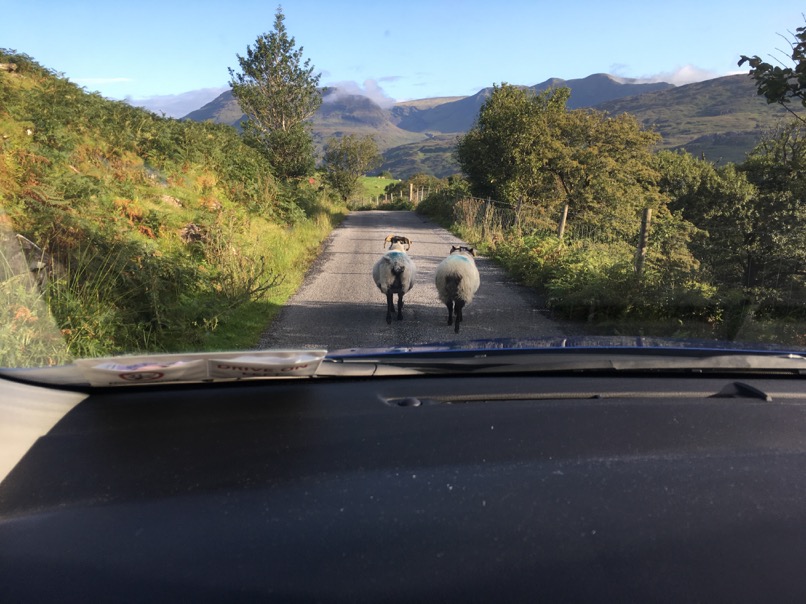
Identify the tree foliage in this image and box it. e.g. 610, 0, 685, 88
739, 124, 806, 300
656, 151, 757, 287
739, 23, 806, 122
457, 84, 565, 207
228, 7, 322, 178
736, 24, 806, 309
321, 135, 382, 201
433, 45, 804, 339
456, 84, 663, 230
652, 135, 805, 314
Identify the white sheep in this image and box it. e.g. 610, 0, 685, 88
435, 245, 480, 333
372, 234, 417, 324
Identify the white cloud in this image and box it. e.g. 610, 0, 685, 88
640, 65, 723, 86
608, 63, 743, 86
323, 79, 397, 108
126, 87, 229, 118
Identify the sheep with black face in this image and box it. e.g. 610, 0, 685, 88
435, 245, 480, 333
372, 234, 416, 324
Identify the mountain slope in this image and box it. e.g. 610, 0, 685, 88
390, 89, 491, 134
538, 73, 673, 108
388, 74, 674, 134
185, 74, 675, 143
183, 73, 804, 177
183, 89, 244, 125
185, 88, 427, 153
313, 90, 426, 150
595, 74, 805, 163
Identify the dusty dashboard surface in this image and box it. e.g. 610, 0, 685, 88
2, 372, 806, 601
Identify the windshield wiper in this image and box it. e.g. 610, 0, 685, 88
318, 351, 806, 377
3, 350, 804, 386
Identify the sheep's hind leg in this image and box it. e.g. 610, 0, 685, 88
396, 293, 404, 320
454, 300, 465, 333
386, 291, 394, 324
446, 301, 454, 326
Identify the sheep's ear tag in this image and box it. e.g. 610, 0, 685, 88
385, 234, 394, 248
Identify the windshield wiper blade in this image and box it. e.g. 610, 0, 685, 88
319, 351, 806, 376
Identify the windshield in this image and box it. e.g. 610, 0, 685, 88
1, 1, 805, 384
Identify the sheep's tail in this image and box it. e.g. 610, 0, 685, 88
391, 264, 405, 290
444, 273, 463, 300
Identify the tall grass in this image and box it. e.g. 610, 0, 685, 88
416, 194, 740, 342
1, 51, 348, 364
201, 207, 344, 351
0, 231, 70, 367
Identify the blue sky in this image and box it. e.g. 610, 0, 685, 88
3, 0, 804, 117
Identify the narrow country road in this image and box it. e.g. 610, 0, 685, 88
258, 210, 565, 351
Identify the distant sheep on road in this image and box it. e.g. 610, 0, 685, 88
435, 245, 480, 333
372, 234, 416, 324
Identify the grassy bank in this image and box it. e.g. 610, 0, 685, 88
0, 50, 346, 365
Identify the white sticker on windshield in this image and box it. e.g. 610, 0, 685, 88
208, 353, 325, 378
75, 359, 208, 385
74, 350, 326, 386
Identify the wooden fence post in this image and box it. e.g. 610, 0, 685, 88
482, 198, 491, 240
558, 204, 569, 240
635, 208, 652, 276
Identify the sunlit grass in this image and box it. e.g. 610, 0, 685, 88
360, 175, 398, 198
1, 51, 350, 362
0, 236, 71, 367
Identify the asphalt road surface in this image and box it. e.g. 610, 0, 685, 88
258, 210, 565, 351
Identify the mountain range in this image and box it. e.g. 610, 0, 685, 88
184, 73, 802, 178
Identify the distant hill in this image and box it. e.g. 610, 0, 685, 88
389, 74, 674, 134
312, 89, 426, 151
379, 134, 462, 179
185, 88, 428, 153
594, 74, 803, 164
384, 75, 805, 175
536, 74, 674, 108
184, 89, 245, 125
183, 73, 678, 145
183, 73, 804, 178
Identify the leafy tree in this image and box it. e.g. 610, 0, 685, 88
544, 108, 663, 230
738, 123, 806, 303
656, 136, 806, 313
739, 23, 806, 123
321, 135, 381, 201
656, 151, 757, 288
457, 84, 565, 207
737, 22, 806, 310
456, 83, 664, 231
228, 7, 322, 178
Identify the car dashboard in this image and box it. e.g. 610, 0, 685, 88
2, 370, 806, 601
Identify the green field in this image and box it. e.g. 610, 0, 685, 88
360, 176, 399, 198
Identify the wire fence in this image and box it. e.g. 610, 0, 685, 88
349, 187, 656, 271
447, 195, 649, 245
346, 185, 804, 309
443, 195, 805, 306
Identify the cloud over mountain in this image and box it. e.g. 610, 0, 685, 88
127, 87, 228, 118
323, 79, 397, 108
642, 65, 724, 86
